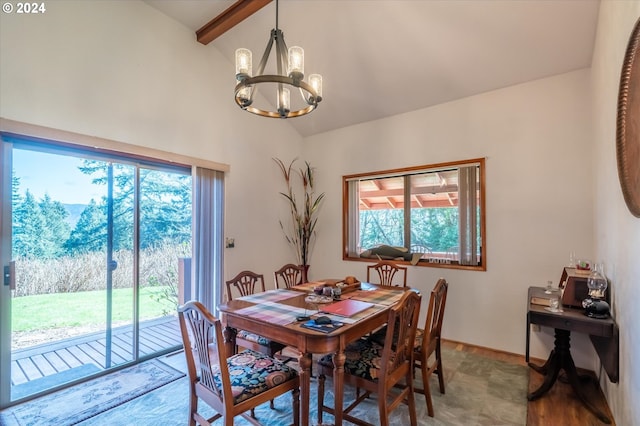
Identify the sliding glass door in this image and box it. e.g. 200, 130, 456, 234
0, 135, 191, 406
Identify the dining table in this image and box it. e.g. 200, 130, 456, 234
217, 281, 410, 426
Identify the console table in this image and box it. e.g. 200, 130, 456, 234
526, 286, 619, 424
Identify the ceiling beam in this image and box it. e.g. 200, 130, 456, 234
196, 0, 272, 45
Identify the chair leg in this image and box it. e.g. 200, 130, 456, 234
188, 391, 197, 426
437, 363, 445, 394
292, 388, 300, 426
317, 374, 326, 425
378, 394, 389, 426
407, 384, 418, 426
422, 363, 435, 417
270, 399, 275, 409
436, 345, 445, 394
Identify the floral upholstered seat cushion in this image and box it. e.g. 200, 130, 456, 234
212, 349, 298, 404
237, 330, 272, 346
318, 339, 388, 381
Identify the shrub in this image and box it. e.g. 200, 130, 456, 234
12, 242, 190, 298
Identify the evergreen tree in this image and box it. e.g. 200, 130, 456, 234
11, 175, 22, 236
12, 175, 21, 206
11, 158, 191, 257
140, 170, 191, 247
77, 160, 191, 250
13, 191, 49, 258
64, 199, 106, 254
39, 194, 71, 257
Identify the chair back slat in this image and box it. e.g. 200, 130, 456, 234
380, 290, 422, 375
178, 301, 228, 400
274, 264, 305, 289
226, 270, 288, 358
423, 278, 448, 353
226, 270, 266, 300
366, 260, 407, 287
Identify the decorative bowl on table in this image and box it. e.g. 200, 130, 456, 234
305, 295, 333, 305
335, 276, 361, 293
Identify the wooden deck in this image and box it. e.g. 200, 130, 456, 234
10, 315, 182, 390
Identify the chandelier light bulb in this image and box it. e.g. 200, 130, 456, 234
288, 46, 304, 79
235, 48, 252, 78
309, 74, 323, 100
237, 85, 252, 107
277, 87, 291, 117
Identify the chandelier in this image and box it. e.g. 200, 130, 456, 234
234, 0, 323, 118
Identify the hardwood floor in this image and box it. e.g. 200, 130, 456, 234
442, 339, 616, 426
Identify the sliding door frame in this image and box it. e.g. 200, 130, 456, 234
0, 141, 12, 407
0, 118, 229, 409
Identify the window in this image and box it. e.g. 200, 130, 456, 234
343, 158, 485, 270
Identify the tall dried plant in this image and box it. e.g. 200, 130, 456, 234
274, 158, 325, 267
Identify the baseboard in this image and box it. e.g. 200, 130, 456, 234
441, 338, 547, 365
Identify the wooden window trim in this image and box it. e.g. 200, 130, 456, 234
342, 158, 486, 272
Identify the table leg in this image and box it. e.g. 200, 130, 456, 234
222, 326, 237, 356
332, 350, 346, 426
298, 352, 312, 426
528, 349, 555, 375
563, 352, 612, 424
527, 348, 561, 400
527, 329, 611, 424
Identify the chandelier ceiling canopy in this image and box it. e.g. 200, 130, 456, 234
234, 0, 323, 118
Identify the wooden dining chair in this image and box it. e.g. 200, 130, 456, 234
414, 278, 448, 417
225, 271, 287, 367
178, 301, 300, 426
366, 260, 407, 287
367, 278, 449, 417
274, 264, 306, 289
316, 290, 422, 426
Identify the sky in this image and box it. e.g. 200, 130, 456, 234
13, 149, 105, 205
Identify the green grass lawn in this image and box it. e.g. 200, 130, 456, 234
11, 286, 176, 332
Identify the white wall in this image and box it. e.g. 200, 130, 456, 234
591, 2, 640, 424
304, 69, 597, 365
0, 0, 304, 286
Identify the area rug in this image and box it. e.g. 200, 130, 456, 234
0, 359, 185, 426
78, 347, 528, 426
11, 364, 101, 400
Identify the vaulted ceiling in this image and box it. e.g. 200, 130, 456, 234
144, 0, 600, 138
